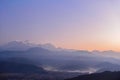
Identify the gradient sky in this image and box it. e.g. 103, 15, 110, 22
1, 0, 120, 51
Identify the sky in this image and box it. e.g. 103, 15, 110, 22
1, 0, 120, 51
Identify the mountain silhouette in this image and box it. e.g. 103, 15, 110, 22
0, 61, 46, 74
65, 71, 120, 80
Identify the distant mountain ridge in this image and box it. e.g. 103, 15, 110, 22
0, 41, 75, 52
1, 46, 120, 73
1, 41, 120, 74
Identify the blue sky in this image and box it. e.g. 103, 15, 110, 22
1, 0, 120, 51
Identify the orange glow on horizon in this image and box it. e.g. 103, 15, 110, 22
54, 42, 120, 52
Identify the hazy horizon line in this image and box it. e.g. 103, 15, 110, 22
0, 40, 120, 52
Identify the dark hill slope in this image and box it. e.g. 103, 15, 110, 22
65, 71, 120, 80
0, 61, 46, 74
